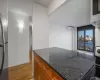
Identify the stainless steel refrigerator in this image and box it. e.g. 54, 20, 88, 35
0, 13, 8, 79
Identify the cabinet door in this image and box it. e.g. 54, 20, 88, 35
34, 54, 63, 80
40, 70, 51, 80
34, 58, 38, 79
34, 55, 52, 80
34, 61, 50, 80
52, 69, 63, 80
34, 57, 41, 80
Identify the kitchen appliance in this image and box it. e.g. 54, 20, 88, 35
85, 46, 100, 80
95, 46, 100, 66
81, 46, 100, 80
95, 46, 100, 79
95, 46, 100, 58
0, 13, 7, 76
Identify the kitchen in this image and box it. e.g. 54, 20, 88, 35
33, 0, 100, 80
0, 0, 100, 80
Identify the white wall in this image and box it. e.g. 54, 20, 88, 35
0, 0, 7, 18
48, 0, 67, 14
90, 0, 100, 47
8, 11, 29, 67
49, 0, 91, 27
95, 25, 100, 47
8, 0, 33, 67
8, 0, 33, 16
32, 2, 49, 50
49, 0, 93, 53
49, 24, 73, 50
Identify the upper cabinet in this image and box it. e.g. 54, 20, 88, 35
91, 0, 100, 23
93, 0, 100, 15
49, 0, 91, 27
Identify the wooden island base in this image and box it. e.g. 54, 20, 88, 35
34, 53, 63, 80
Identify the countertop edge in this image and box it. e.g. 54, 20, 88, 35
33, 50, 67, 80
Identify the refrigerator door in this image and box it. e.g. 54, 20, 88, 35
0, 18, 5, 75
0, 46, 3, 72
3, 18, 8, 70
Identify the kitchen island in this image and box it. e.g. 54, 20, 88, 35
34, 47, 95, 80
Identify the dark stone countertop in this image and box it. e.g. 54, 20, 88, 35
33, 47, 95, 80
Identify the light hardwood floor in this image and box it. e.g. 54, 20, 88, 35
8, 50, 33, 80
8, 63, 32, 80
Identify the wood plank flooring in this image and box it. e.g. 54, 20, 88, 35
8, 63, 32, 80
8, 50, 33, 80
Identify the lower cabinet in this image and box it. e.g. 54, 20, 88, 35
34, 53, 63, 80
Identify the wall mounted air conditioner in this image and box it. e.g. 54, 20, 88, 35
92, 20, 100, 29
